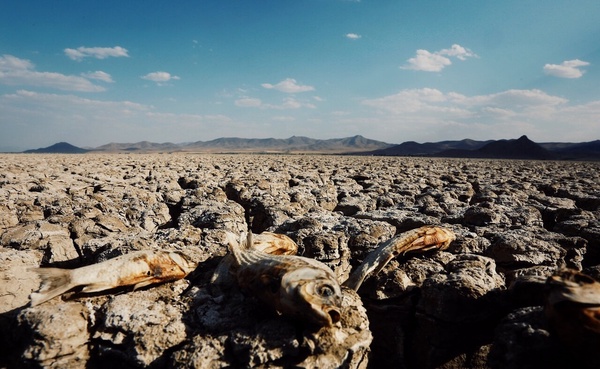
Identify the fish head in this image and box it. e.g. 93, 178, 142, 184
546, 269, 600, 305
279, 267, 343, 327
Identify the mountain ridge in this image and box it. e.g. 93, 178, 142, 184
20, 135, 600, 160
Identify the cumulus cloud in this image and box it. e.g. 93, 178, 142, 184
271, 115, 295, 122
0, 54, 105, 92
346, 33, 361, 40
235, 96, 315, 110
543, 59, 590, 79
261, 78, 315, 93
0, 54, 34, 70
64, 46, 129, 61
267, 97, 316, 110
0, 90, 234, 149
235, 97, 262, 107
358, 87, 599, 142
141, 71, 180, 84
362, 88, 566, 116
438, 44, 477, 61
362, 88, 467, 115
401, 44, 477, 72
82, 71, 114, 83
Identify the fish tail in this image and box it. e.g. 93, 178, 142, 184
29, 267, 76, 306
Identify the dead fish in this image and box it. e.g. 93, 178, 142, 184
343, 225, 456, 291
545, 269, 600, 367
29, 250, 196, 306
226, 231, 342, 327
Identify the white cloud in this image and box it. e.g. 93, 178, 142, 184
456, 89, 568, 108
0, 54, 34, 70
362, 88, 454, 114
82, 71, 114, 83
64, 46, 129, 61
401, 44, 477, 72
402, 50, 452, 72
346, 33, 361, 40
0, 90, 234, 149
359, 87, 599, 142
266, 97, 316, 110
141, 71, 180, 84
235, 96, 315, 110
0, 54, 105, 92
235, 97, 262, 107
271, 115, 295, 122
261, 78, 315, 93
543, 59, 590, 79
438, 44, 478, 61
2, 86, 600, 151
362, 88, 567, 116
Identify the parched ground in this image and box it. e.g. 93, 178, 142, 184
1, 153, 599, 369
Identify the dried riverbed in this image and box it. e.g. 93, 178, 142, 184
1, 153, 599, 368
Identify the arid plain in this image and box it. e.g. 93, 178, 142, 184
1, 153, 599, 368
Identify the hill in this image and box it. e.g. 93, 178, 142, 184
541, 140, 600, 160
94, 141, 181, 152
369, 136, 600, 160
369, 139, 492, 156
436, 135, 556, 160
23, 142, 89, 154
171, 135, 391, 153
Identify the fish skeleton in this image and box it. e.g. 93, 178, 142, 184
29, 250, 196, 306
226, 231, 343, 327
343, 225, 456, 291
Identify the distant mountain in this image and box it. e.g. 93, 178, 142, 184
437, 135, 556, 160
95, 141, 180, 152
24, 135, 392, 154
369, 135, 600, 160
182, 135, 392, 153
477, 135, 556, 159
21, 136, 600, 160
23, 142, 89, 154
368, 139, 492, 156
541, 140, 600, 160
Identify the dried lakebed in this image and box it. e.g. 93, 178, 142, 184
1, 153, 599, 369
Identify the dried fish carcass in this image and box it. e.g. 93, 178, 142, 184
29, 250, 196, 306
226, 232, 343, 327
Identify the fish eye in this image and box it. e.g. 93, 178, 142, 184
317, 284, 335, 298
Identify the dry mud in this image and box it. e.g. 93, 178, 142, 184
1, 153, 599, 369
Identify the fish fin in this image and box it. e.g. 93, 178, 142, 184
81, 283, 117, 293
225, 231, 242, 258
226, 230, 253, 260
245, 231, 253, 250
132, 279, 155, 290
29, 267, 76, 306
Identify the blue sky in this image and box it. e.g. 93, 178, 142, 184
1, 0, 599, 151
